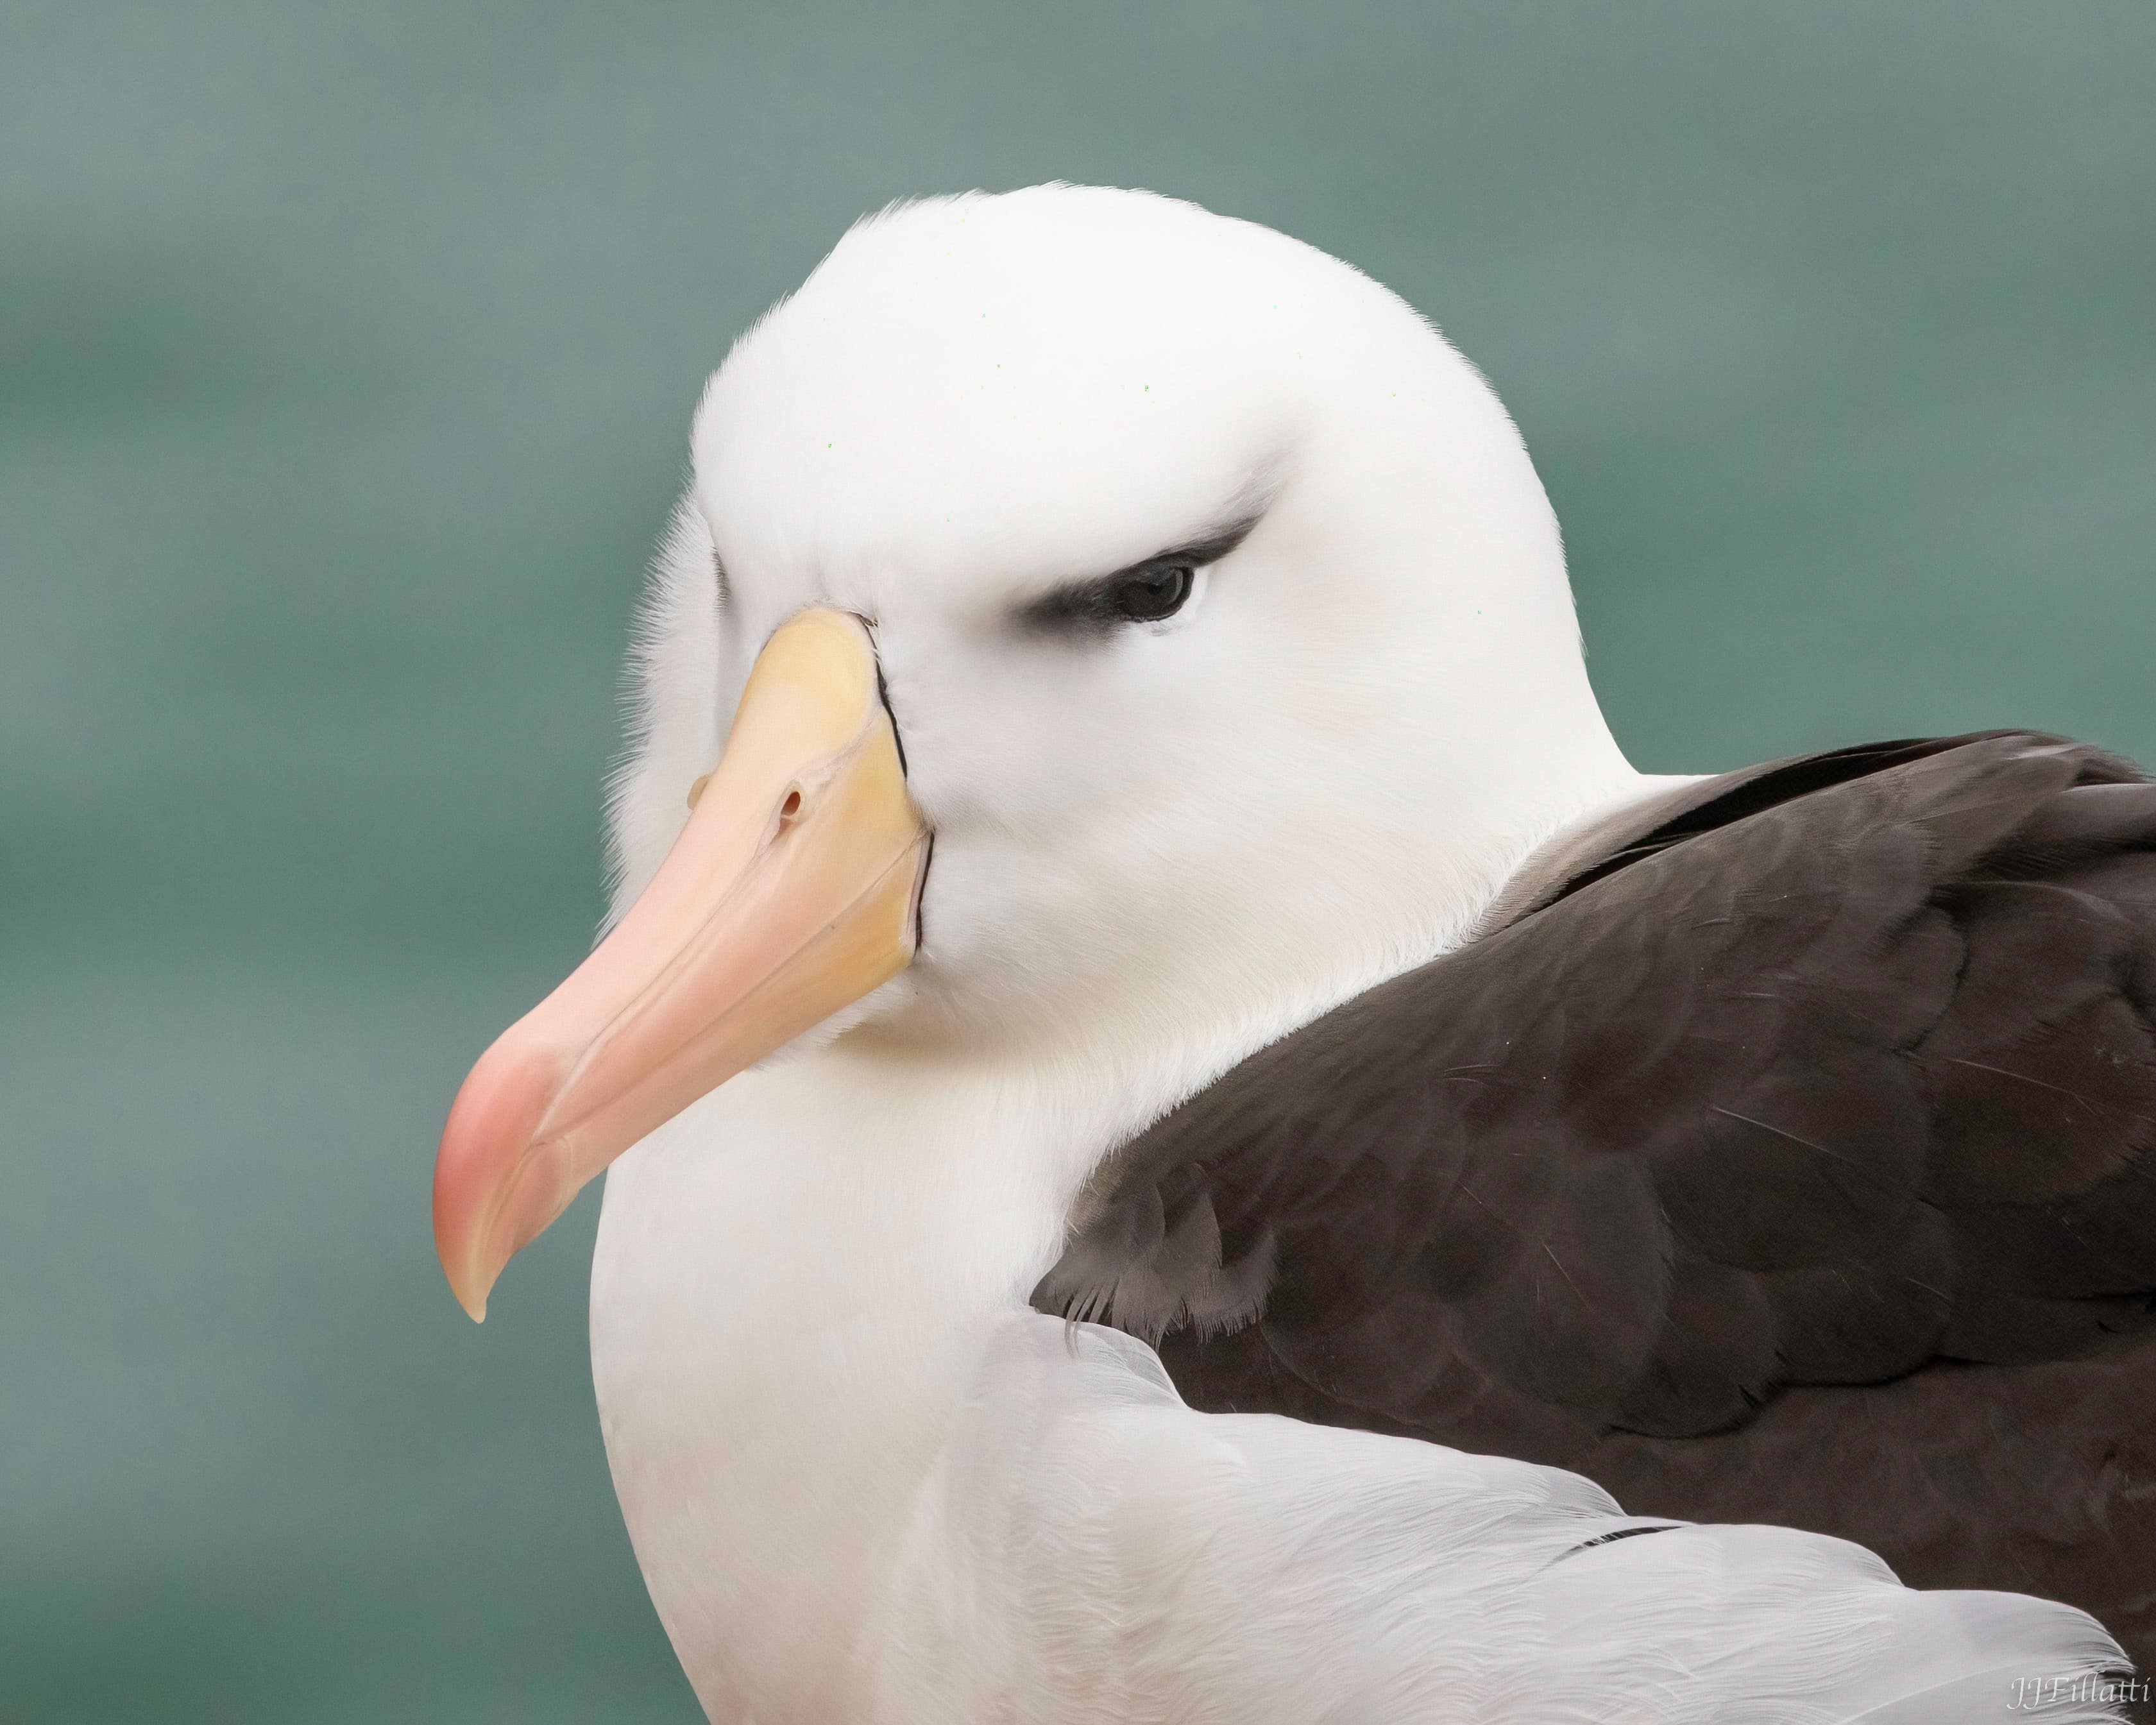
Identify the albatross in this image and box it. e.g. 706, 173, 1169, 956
432, 185, 2145, 1721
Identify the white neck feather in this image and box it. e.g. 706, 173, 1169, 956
590, 763, 1657, 1720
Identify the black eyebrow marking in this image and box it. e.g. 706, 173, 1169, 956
1014, 509, 1266, 633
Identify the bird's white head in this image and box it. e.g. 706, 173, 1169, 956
434, 185, 1633, 1316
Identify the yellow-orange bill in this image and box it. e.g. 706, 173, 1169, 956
432, 608, 929, 1320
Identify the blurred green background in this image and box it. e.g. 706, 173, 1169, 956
3, 3, 2150, 1719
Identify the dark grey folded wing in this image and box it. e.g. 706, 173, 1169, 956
1033, 730, 2156, 1667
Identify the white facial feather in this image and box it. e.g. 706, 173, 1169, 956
607, 184, 1635, 1075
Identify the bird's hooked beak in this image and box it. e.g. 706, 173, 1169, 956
432, 607, 930, 1320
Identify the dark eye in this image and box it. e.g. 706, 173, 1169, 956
1113, 563, 1194, 623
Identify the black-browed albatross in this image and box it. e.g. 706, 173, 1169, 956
432, 185, 2143, 1721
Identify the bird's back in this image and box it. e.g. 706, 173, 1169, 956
1040, 731, 2156, 1676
